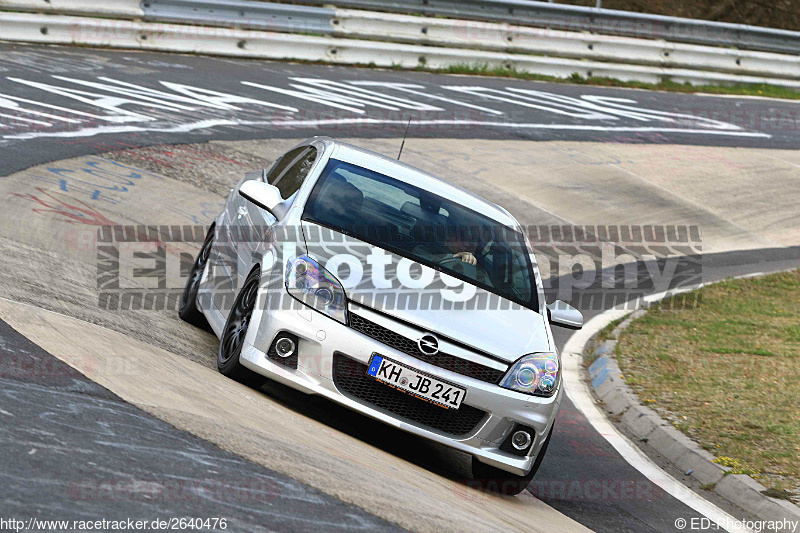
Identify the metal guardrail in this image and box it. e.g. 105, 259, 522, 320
334, 9, 799, 80
142, 0, 334, 34
140, 0, 800, 55
2, 9, 798, 88
278, 0, 800, 55
1, 0, 797, 87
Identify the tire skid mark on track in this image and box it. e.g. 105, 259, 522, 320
0, 139, 591, 531
0, 316, 400, 531
3, 42, 798, 156
0, 296, 589, 533
1, 137, 798, 531
1, 43, 798, 530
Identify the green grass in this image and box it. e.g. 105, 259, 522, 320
615, 270, 800, 496
401, 63, 800, 100
763, 487, 796, 501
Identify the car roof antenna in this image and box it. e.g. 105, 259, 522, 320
397, 117, 412, 161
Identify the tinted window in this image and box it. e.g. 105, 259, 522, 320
273, 147, 317, 199
266, 146, 306, 185
303, 159, 537, 310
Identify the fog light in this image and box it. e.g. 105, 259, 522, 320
275, 337, 296, 358
511, 430, 532, 451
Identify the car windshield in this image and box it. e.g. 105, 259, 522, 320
302, 159, 538, 310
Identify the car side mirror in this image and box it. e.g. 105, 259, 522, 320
239, 180, 284, 218
547, 300, 583, 329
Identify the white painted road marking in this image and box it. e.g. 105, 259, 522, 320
0, 75, 772, 142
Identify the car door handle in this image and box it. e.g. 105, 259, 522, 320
236, 206, 247, 220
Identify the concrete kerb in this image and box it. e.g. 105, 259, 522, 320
582, 286, 800, 531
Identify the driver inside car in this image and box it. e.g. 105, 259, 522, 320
409, 194, 482, 268
444, 231, 479, 266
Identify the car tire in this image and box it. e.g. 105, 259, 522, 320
217, 268, 267, 389
471, 422, 554, 496
178, 225, 214, 330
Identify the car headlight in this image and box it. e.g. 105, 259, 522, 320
285, 255, 347, 324
499, 352, 559, 397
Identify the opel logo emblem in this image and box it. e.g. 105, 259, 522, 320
417, 333, 440, 356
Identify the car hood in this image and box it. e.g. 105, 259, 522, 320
301, 221, 550, 362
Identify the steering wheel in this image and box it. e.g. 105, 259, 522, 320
439, 256, 483, 281
438, 256, 465, 267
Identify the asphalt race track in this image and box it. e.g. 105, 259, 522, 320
3, 42, 800, 172
0, 318, 399, 531
1, 42, 799, 532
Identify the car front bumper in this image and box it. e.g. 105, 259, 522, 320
239, 298, 562, 476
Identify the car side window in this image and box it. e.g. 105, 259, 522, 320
267, 146, 317, 200
265, 146, 306, 185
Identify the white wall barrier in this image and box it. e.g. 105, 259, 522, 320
0, 5, 797, 89
333, 9, 799, 81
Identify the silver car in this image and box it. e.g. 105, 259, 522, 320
179, 137, 583, 495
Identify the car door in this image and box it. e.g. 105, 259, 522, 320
237, 145, 320, 288
207, 183, 247, 319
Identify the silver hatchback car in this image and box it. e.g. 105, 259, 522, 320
179, 137, 583, 495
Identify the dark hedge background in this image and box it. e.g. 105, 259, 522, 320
563, 0, 799, 32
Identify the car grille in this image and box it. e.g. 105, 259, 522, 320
348, 312, 506, 384
332, 354, 488, 437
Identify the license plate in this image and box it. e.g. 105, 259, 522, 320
366, 354, 466, 409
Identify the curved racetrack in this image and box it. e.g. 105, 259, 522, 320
1, 42, 799, 532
